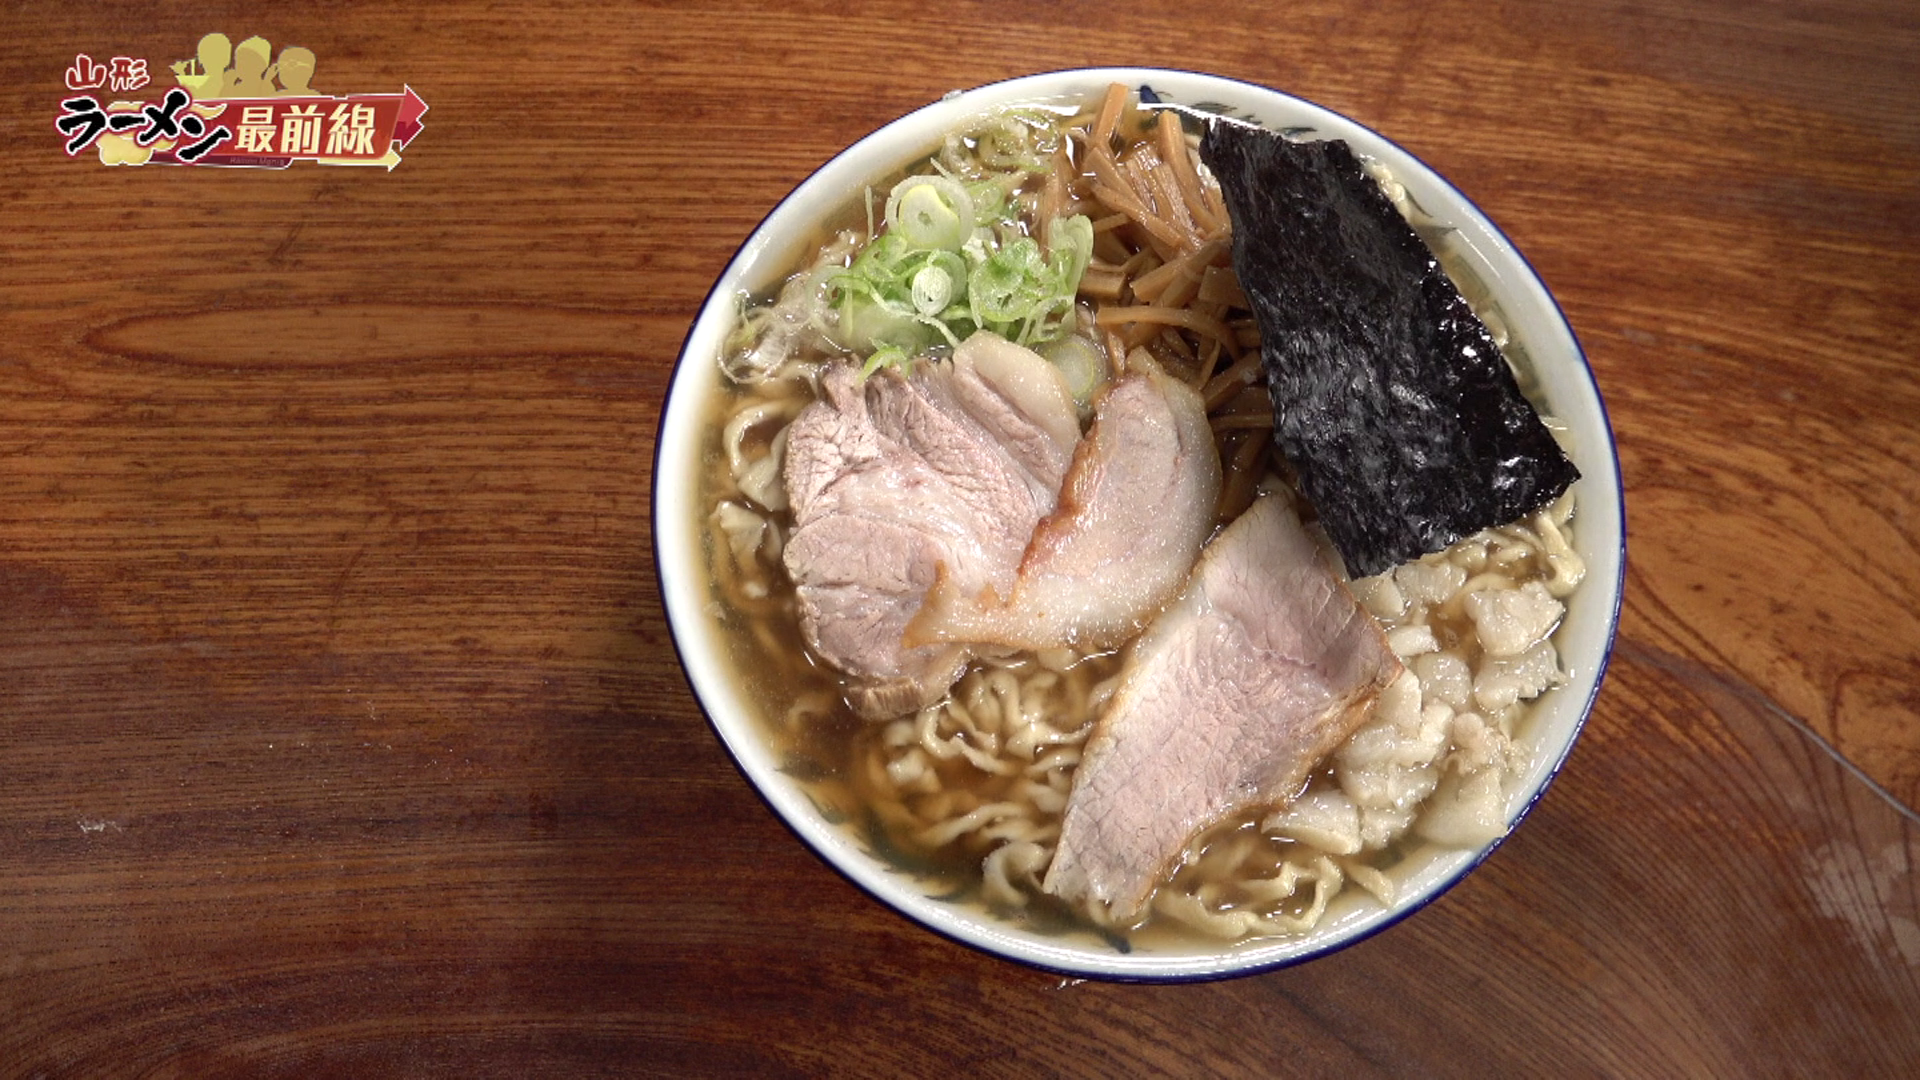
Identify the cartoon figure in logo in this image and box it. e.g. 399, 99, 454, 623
229, 36, 277, 97
275, 46, 319, 95
171, 32, 233, 99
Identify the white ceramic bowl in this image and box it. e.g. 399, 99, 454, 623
654, 68, 1625, 980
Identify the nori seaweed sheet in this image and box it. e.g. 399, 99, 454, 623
1199, 121, 1580, 579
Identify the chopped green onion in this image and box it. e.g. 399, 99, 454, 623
911, 264, 954, 316
859, 345, 911, 380
885, 175, 973, 252
970, 237, 1045, 325
1040, 333, 1108, 411
1048, 214, 1094, 296
829, 125, 1094, 360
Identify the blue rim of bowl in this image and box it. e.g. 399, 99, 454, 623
652, 67, 1627, 982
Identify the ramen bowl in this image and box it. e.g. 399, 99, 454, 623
654, 68, 1624, 980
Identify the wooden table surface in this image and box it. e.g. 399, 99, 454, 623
4, 1, 1916, 1074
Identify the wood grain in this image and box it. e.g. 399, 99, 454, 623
1, 0, 1916, 1074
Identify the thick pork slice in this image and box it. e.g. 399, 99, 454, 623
907, 358, 1222, 652
1043, 494, 1402, 921
782, 335, 1080, 718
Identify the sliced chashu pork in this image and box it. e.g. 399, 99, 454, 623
907, 357, 1222, 652
782, 333, 1080, 718
1043, 494, 1403, 921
